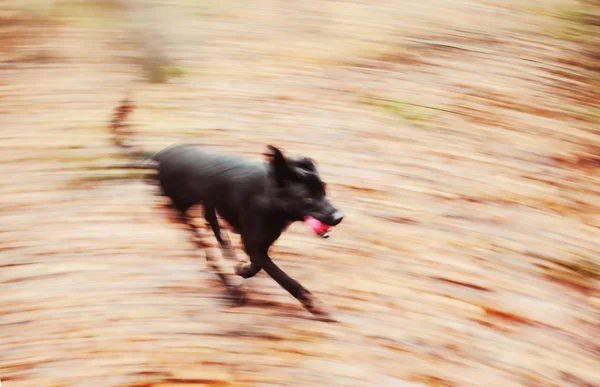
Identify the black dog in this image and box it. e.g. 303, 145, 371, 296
109, 97, 344, 321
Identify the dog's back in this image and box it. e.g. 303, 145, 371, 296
153, 145, 268, 221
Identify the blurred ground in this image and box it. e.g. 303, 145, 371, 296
1, 0, 600, 386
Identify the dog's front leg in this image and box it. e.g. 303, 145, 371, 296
255, 252, 337, 322
234, 260, 262, 279
233, 230, 263, 279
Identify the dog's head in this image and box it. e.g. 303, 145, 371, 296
265, 145, 344, 227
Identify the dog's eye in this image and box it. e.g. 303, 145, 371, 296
304, 196, 313, 202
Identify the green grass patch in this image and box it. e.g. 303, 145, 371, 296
44, 0, 125, 27
530, 2, 593, 43
147, 64, 190, 84
358, 93, 433, 128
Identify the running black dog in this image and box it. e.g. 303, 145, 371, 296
109, 97, 344, 321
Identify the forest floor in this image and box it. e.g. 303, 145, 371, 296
1, 0, 599, 386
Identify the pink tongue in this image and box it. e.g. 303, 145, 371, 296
304, 216, 330, 235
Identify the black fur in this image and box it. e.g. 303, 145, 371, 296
152, 144, 344, 320
109, 98, 344, 321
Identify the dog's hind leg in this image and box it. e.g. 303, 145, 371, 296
177, 211, 247, 304
204, 206, 237, 262
204, 206, 227, 246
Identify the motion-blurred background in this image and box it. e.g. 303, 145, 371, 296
1, 0, 599, 386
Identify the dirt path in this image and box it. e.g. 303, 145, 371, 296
1, 1, 599, 386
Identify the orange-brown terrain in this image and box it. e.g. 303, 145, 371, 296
1, 0, 599, 386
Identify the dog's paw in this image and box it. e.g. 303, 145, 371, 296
302, 296, 338, 323
234, 261, 259, 279
311, 310, 338, 323
234, 261, 247, 276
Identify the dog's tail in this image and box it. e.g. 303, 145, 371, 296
109, 93, 159, 170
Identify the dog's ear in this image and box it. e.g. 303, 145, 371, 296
264, 145, 281, 162
295, 157, 316, 172
265, 145, 292, 185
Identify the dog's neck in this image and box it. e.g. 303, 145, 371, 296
263, 178, 300, 226
268, 196, 298, 224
